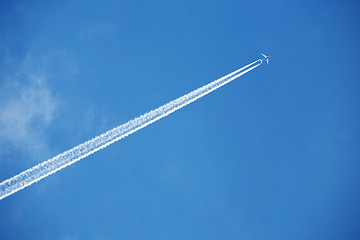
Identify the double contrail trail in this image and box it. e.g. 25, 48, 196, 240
0, 58, 263, 200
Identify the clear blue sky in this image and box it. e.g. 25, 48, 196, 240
1, 0, 359, 239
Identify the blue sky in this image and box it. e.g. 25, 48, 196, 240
1, 0, 360, 239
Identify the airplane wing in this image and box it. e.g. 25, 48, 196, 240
261, 53, 266, 58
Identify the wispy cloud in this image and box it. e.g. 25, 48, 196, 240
0, 54, 58, 160
0, 80, 56, 152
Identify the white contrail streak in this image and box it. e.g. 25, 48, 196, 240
0, 59, 262, 200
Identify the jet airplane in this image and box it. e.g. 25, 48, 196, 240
260, 53, 271, 64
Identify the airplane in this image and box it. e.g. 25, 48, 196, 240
260, 53, 271, 64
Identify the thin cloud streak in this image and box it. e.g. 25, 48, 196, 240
0, 59, 262, 200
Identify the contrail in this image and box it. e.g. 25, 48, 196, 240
0, 58, 262, 200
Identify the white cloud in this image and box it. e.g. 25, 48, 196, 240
0, 80, 56, 150
0, 54, 58, 160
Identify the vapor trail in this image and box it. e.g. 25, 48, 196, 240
0, 59, 262, 200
